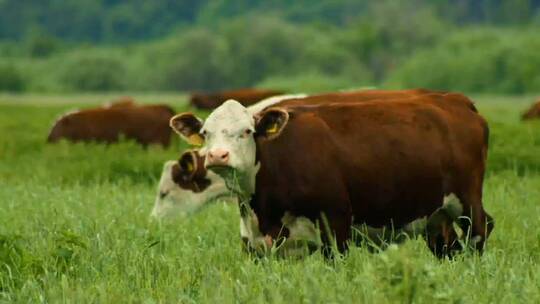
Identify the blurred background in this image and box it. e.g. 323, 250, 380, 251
0, 0, 539, 95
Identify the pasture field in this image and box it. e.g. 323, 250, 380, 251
1, 94, 540, 303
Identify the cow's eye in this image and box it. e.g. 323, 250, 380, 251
201, 130, 207, 136
159, 191, 169, 199
244, 129, 252, 136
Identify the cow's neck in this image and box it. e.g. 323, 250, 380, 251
221, 162, 260, 201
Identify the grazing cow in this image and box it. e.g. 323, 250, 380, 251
522, 100, 540, 120
151, 150, 234, 219
150, 150, 312, 255
153, 149, 462, 257
170, 90, 493, 257
190, 88, 285, 110
47, 103, 176, 147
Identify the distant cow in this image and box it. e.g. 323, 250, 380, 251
47, 103, 176, 147
190, 88, 285, 110
171, 90, 493, 257
522, 100, 540, 120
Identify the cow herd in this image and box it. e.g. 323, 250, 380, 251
47, 89, 540, 258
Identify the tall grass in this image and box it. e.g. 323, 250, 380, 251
1, 95, 539, 303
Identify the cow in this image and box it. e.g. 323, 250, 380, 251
153, 149, 463, 257
170, 90, 494, 257
150, 149, 320, 256
522, 100, 540, 120
47, 103, 176, 147
190, 88, 285, 110
150, 150, 234, 219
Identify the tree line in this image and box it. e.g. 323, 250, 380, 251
1, 0, 539, 42
0, 0, 539, 94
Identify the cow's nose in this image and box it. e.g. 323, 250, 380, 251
207, 149, 230, 166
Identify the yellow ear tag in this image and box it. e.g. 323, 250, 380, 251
188, 134, 204, 146
186, 161, 194, 173
267, 122, 279, 134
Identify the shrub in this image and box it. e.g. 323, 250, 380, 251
26, 34, 60, 58
0, 64, 25, 92
387, 28, 540, 94
257, 70, 372, 94
221, 16, 308, 87
61, 51, 127, 92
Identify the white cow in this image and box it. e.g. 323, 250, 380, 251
150, 157, 234, 220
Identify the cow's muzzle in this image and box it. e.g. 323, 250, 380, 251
206, 149, 230, 167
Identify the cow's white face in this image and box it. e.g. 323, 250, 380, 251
170, 98, 293, 196
201, 100, 258, 181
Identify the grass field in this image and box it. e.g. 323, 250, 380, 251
1, 94, 540, 303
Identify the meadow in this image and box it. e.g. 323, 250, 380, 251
1, 94, 540, 303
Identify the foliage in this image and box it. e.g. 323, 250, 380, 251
60, 51, 128, 92
25, 32, 60, 58
387, 29, 540, 94
139, 28, 231, 92
1, 1, 540, 93
256, 71, 371, 94
1, 95, 540, 302
0, 63, 25, 92
1, 0, 539, 42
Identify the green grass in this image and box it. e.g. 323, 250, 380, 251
1, 94, 540, 303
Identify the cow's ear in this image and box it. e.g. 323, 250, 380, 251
255, 108, 289, 140
170, 113, 204, 146
175, 150, 198, 182
171, 163, 183, 185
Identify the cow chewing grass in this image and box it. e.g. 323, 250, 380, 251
170, 89, 494, 258
151, 149, 472, 258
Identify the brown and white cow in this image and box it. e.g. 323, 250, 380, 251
170, 90, 494, 257
152, 149, 462, 257
47, 103, 176, 147
190, 88, 285, 110
151, 150, 234, 219
522, 100, 540, 120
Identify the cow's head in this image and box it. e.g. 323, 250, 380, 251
170, 99, 290, 195
150, 150, 232, 219
47, 111, 79, 143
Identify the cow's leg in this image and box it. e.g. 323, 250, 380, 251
457, 170, 494, 252
459, 203, 494, 252
319, 211, 351, 256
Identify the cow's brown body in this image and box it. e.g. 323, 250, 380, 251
273, 88, 439, 108
47, 104, 175, 146
250, 92, 492, 255
190, 88, 285, 109
522, 100, 540, 120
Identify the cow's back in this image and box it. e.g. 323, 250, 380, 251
268, 88, 443, 110
47, 104, 175, 146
